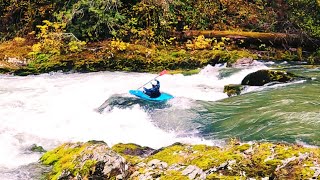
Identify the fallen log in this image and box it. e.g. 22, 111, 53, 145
172, 30, 320, 50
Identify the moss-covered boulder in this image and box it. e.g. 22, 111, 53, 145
40, 141, 128, 180
0, 67, 11, 74
112, 143, 155, 157
13, 67, 39, 76
40, 141, 320, 179
223, 84, 245, 97
241, 69, 295, 86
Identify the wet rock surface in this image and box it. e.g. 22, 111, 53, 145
40, 141, 320, 179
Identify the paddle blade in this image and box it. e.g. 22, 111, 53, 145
159, 70, 168, 76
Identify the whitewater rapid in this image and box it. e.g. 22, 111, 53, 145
0, 63, 269, 174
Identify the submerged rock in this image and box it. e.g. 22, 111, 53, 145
241, 69, 295, 86
223, 84, 245, 97
29, 144, 46, 153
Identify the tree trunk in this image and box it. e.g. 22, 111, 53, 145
172, 30, 320, 50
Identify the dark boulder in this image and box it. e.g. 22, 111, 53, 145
241, 69, 295, 86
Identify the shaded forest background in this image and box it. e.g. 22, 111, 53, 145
0, 0, 320, 75
1, 0, 319, 41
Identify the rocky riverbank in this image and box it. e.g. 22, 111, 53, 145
39, 140, 320, 179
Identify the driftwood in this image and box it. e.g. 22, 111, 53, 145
172, 30, 320, 49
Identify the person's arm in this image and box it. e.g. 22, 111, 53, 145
144, 87, 150, 92
155, 80, 160, 89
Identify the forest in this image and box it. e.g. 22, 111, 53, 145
0, 0, 320, 75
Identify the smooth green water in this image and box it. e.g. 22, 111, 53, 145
198, 65, 320, 146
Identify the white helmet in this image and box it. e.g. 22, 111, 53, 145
151, 80, 157, 86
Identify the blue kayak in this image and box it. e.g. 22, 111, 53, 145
129, 90, 174, 102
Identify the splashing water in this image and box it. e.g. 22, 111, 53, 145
1, 62, 318, 178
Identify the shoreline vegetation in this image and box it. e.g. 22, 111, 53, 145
0, 30, 319, 76
1, 0, 320, 75
1, 0, 320, 178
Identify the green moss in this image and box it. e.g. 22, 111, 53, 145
111, 143, 145, 164
192, 144, 216, 151
207, 173, 242, 180
223, 84, 244, 97
160, 170, 188, 180
147, 144, 187, 165
189, 144, 243, 170
112, 143, 140, 154
30, 144, 46, 153
79, 160, 97, 177
274, 144, 310, 160
235, 144, 251, 152
240, 143, 275, 177
265, 159, 282, 167
40, 142, 97, 180
299, 167, 315, 179
276, 160, 315, 179
39, 140, 320, 180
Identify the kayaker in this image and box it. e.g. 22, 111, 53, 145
143, 79, 161, 98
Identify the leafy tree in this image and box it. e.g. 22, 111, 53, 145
55, 0, 125, 41
0, 0, 57, 40
285, 0, 320, 38
29, 20, 86, 58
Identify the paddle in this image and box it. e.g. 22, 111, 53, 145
137, 70, 168, 90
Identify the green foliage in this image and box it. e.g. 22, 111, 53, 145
110, 39, 130, 51
186, 35, 212, 50
0, 37, 32, 61
30, 20, 66, 56
308, 48, 320, 64
57, 0, 125, 41
118, 0, 171, 44
286, 0, 320, 37
1, 0, 319, 44
68, 41, 87, 53
28, 20, 86, 61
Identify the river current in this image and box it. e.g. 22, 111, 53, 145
0, 61, 319, 179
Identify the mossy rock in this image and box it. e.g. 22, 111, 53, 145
0, 67, 11, 74
40, 141, 128, 180
223, 84, 245, 97
30, 144, 46, 153
112, 143, 155, 157
241, 69, 295, 86
13, 67, 39, 76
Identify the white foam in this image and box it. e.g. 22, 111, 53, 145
0, 64, 270, 169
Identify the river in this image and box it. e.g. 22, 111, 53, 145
0, 61, 319, 179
